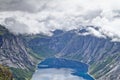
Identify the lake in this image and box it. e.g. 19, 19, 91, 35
31, 58, 94, 80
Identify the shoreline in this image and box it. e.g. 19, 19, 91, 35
87, 72, 96, 80
31, 57, 96, 80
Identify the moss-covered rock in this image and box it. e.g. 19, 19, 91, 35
0, 64, 13, 80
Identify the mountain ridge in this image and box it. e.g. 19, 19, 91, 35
0, 25, 120, 80
27, 27, 120, 80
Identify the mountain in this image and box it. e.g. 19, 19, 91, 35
0, 25, 41, 80
0, 25, 120, 80
27, 27, 120, 80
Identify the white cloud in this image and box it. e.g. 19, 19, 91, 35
0, 0, 120, 41
31, 68, 85, 80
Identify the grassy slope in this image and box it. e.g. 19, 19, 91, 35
10, 68, 33, 80
89, 53, 120, 79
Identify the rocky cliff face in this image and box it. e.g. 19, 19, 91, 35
28, 27, 120, 80
0, 25, 38, 80
0, 25, 34, 69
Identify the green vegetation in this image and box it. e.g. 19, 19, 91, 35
27, 48, 44, 60
10, 48, 43, 80
30, 46, 55, 58
94, 66, 112, 79
0, 31, 4, 35
89, 56, 114, 79
10, 68, 34, 80
0, 64, 13, 80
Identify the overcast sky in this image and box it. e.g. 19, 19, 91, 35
0, 0, 120, 41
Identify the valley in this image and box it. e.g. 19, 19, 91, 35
0, 25, 120, 80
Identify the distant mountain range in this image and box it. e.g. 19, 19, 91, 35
27, 27, 120, 80
0, 25, 120, 80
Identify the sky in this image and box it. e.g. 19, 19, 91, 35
0, 0, 120, 41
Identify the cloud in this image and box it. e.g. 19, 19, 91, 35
0, 0, 35, 12
31, 68, 85, 80
0, 0, 120, 41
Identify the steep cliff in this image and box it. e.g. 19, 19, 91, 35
0, 25, 38, 80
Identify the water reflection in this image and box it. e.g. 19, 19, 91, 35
31, 58, 94, 80
32, 68, 85, 80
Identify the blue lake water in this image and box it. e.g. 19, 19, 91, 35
32, 58, 94, 80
